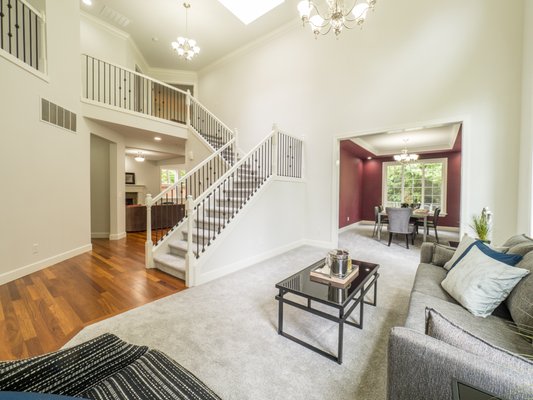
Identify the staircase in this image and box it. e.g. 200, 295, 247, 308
80, 55, 303, 287
149, 128, 303, 286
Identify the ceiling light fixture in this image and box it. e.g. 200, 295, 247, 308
171, 3, 200, 61
134, 152, 145, 162
297, 0, 376, 38
393, 139, 419, 164
82, 0, 92, 5
154, 136, 162, 141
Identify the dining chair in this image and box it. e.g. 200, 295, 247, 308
372, 206, 388, 238
416, 207, 441, 243
386, 207, 415, 249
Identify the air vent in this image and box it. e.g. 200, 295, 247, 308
41, 98, 77, 132
99, 5, 131, 28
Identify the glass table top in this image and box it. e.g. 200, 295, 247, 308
275, 259, 379, 308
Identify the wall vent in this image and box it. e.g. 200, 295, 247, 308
41, 98, 77, 132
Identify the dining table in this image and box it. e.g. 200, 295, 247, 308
377, 210, 432, 242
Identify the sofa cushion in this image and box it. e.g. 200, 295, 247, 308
405, 291, 532, 356
441, 242, 526, 317
431, 244, 456, 267
507, 251, 533, 342
79, 349, 221, 400
443, 234, 476, 271
0, 333, 148, 396
508, 242, 533, 257
412, 263, 456, 302
503, 234, 533, 248
426, 308, 533, 372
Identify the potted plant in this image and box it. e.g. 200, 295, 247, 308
471, 212, 490, 243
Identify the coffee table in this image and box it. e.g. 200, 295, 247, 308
275, 258, 379, 364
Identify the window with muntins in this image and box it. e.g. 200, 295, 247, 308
382, 158, 447, 212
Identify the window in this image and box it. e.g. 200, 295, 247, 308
382, 158, 447, 212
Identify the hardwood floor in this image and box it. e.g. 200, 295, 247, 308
0, 232, 186, 360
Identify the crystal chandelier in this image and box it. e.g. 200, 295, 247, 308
393, 140, 419, 164
297, 0, 376, 37
171, 3, 200, 61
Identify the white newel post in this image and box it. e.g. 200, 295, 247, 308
272, 123, 279, 178
186, 90, 191, 127
145, 193, 154, 268
234, 128, 240, 161
185, 195, 195, 287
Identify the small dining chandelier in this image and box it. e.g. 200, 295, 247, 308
393, 139, 419, 164
297, 0, 376, 38
171, 3, 200, 61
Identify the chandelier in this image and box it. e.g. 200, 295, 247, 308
171, 3, 200, 61
134, 152, 145, 162
393, 140, 419, 164
297, 0, 376, 37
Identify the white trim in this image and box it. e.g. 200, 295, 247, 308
91, 232, 110, 239
0, 244, 92, 285
19, 0, 44, 20
81, 11, 130, 40
109, 232, 127, 240
338, 221, 364, 234
274, 176, 306, 183
0, 49, 49, 82
302, 239, 336, 249
381, 157, 448, 213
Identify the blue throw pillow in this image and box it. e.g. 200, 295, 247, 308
449, 241, 522, 271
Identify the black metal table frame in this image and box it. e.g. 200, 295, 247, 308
275, 271, 379, 365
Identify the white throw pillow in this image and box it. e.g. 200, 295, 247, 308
441, 244, 529, 317
443, 234, 476, 271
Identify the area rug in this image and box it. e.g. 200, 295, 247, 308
66, 225, 458, 399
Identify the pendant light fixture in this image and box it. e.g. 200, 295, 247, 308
171, 3, 200, 61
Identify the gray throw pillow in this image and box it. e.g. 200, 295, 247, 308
431, 244, 456, 267
508, 242, 533, 257
507, 252, 533, 342
425, 308, 533, 372
503, 234, 533, 248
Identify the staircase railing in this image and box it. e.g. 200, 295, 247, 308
185, 126, 304, 266
145, 139, 236, 255
0, 0, 46, 73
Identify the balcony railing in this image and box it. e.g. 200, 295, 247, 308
82, 54, 188, 124
0, 0, 45, 73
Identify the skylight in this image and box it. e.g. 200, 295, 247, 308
217, 0, 285, 25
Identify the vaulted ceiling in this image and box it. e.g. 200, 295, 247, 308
81, 0, 299, 71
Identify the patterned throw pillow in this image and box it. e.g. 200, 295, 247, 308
441, 242, 527, 317
425, 308, 533, 373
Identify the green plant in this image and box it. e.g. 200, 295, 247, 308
471, 213, 490, 241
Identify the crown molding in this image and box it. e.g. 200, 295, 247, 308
198, 19, 300, 76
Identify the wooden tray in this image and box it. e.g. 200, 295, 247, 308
310, 262, 360, 288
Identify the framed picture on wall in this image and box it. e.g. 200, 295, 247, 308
125, 172, 135, 184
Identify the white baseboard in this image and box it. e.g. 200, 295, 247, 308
302, 239, 336, 249
197, 239, 306, 285
338, 221, 366, 233
0, 244, 93, 285
91, 232, 110, 239
109, 232, 127, 240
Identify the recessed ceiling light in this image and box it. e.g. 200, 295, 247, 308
367, 156, 372, 160
82, 0, 92, 5
217, 0, 285, 25
152, 37, 159, 42
154, 136, 162, 141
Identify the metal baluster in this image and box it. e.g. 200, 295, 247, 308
34, 12, 37, 70
14, 0, 18, 58
0, 0, 4, 51
7, 0, 11, 54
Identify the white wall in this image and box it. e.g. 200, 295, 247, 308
518, 2, 533, 235
0, 0, 91, 284
196, 180, 306, 285
198, 0, 524, 245
91, 135, 111, 237
125, 156, 160, 197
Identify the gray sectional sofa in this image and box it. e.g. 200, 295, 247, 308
387, 236, 533, 400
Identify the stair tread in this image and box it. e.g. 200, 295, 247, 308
154, 253, 186, 271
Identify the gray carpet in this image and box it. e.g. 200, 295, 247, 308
66, 225, 459, 400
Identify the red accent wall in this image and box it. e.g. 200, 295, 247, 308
360, 152, 461, 227
339, 144, 364, 228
